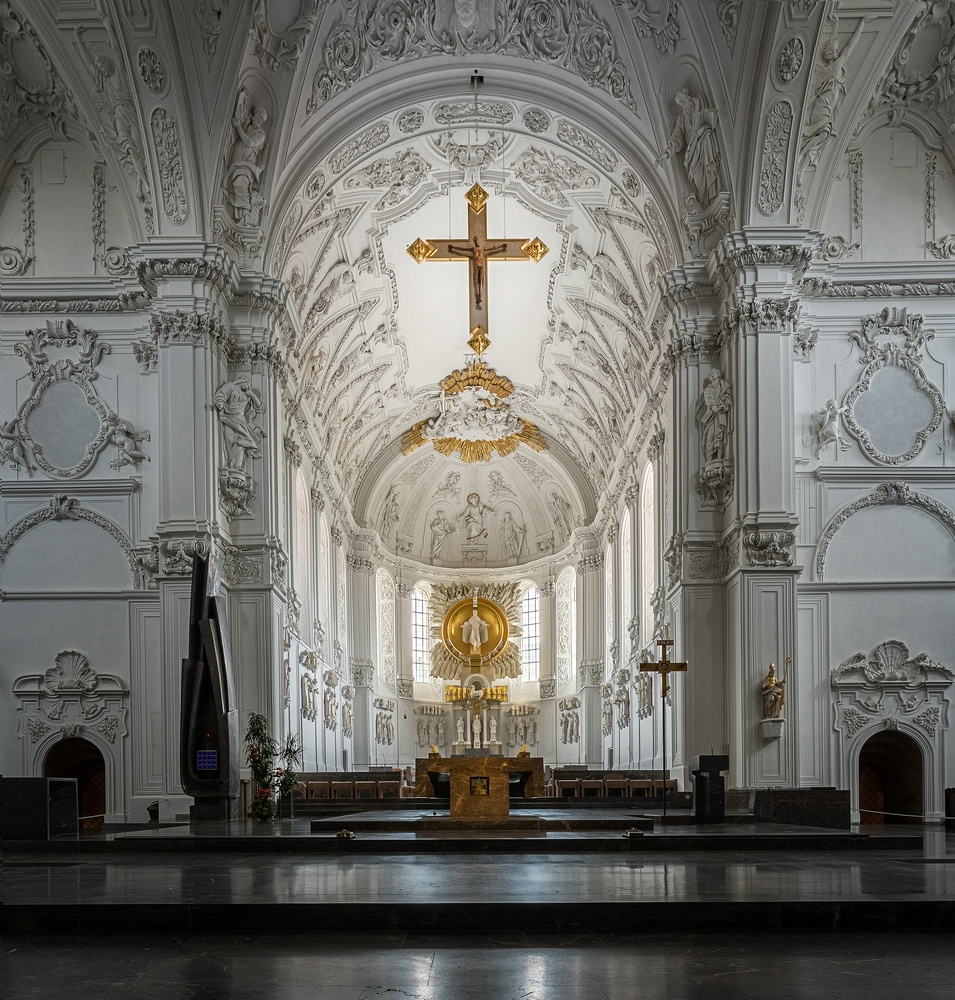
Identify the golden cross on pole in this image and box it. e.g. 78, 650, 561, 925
639, 624, 688, 820
639, 625, 688, 700
407, 183, 548, 356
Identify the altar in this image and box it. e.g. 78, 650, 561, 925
415, 755, 545, 822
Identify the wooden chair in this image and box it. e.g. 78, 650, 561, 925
556, 778, 580, 798
603, 777, 629, 798
330, 780, 354, 799
353, 780, 377, 799
307, 781, 330, 799
580, 778, 604, 797
630, 779, 652, 798
377, 781, 400, 799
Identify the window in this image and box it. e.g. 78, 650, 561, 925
411, 587, 431, 683
640, 463, 655, 648
621, 516, 632, 661
295, 472, 310, 623
520, 585, 540, 682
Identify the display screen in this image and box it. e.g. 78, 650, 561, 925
197, 750, 218, 771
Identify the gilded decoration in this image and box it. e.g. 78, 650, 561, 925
401, 359, 547, 463
441, 595, 509, 666
429, 583, 522, 682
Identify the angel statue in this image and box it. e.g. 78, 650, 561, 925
808, 399, 850, 458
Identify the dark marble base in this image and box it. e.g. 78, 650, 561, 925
8, 897, 954, 935
0, 778, 77, 839
750, 787, 851, 829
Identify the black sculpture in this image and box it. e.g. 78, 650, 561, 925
180, 552, 239, 821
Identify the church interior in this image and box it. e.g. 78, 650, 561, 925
2, 0, 954, 994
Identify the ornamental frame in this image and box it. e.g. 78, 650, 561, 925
841, 353, 944, 466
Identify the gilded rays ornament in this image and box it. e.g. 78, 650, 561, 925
401, 359, 547, 463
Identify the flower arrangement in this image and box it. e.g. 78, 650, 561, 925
244, 711, 303, 821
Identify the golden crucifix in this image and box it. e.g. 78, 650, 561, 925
639, 624, 687, 820
407, 183, 548, 356
639, 624, 687, 699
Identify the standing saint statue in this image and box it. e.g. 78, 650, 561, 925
471, 713, 482, 748
225, 88, 269, 227
657, 88, 722, 208
380, 487, 400, 542
697, 369, 732, 463
429, 508, 456, 560
215, 375, 265, 473
761, 661, 786, 719
498, 510, 525, 558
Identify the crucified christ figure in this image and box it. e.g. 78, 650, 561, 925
448, 235, 507, 308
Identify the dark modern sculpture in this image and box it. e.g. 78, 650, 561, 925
180, 552, 239, 821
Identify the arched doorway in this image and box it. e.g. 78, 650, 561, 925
858, 730, 923, 825
44, 737, 106, 831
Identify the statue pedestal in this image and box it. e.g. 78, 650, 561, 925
487, 740, 503, 755
451, 740, 467, 755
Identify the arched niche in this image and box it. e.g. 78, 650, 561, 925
2, 518, 132, 592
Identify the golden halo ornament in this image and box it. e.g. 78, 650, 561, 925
441, 595, 509, 666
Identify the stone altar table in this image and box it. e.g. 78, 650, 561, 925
415, 755, 545, 822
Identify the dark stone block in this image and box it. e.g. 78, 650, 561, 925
0, 777, 78, 839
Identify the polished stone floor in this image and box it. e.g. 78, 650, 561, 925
4, 928, 955, 1000
3, 824, 954, 998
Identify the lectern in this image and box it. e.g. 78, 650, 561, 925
689, 754, 728, 824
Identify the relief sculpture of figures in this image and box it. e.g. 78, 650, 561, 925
461, 492, 494, 542
498, 510, 525, 558
75, 11, 150, 216
550, 491, 573, 539
798, 15, 874, 184
225, 87, 269, 227
657, 89, 721, 209
429, 508, 456, 559
380, 486, 400, 542
215, 376, 265, 473
697, 369, 732, 462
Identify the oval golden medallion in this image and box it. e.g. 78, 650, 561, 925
441, 596, 509, 664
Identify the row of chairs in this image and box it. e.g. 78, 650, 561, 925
298, 779, 404, 800
550, 777, 679, 798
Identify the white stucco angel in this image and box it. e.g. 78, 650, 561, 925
808, 399, 850, 458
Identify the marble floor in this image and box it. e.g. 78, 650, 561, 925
3, 824, 954, 999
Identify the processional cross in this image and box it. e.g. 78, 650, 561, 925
407, 183, 548, 356
639, 624, 688, 820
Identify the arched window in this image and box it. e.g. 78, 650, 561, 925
640, 463, 655, 647
621, 515, 632, 662
605, 542, 614, 678
411, 586, 431, 683
377, 568, 396, 692
295, 471, 311, 626
520, 585, 540, 683
318, 514, 330, 648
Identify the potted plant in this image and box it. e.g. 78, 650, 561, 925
243, 711, 303, 821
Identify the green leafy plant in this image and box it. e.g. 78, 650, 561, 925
243, 711, 303, 820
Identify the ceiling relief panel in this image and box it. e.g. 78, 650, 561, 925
279, 95, 666, 557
